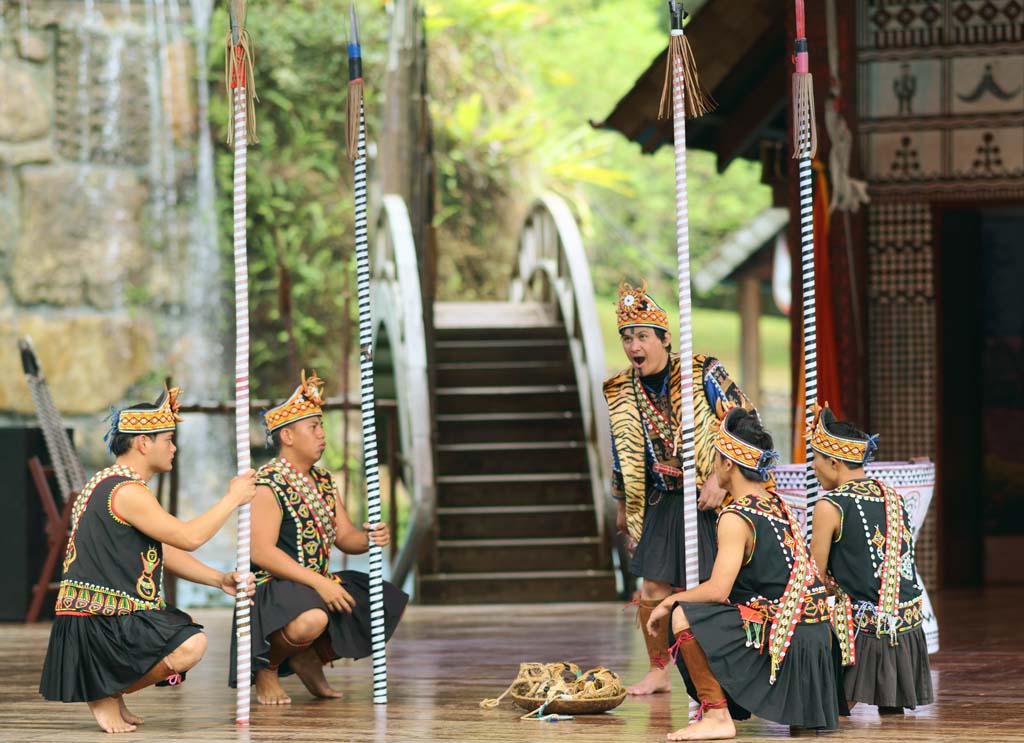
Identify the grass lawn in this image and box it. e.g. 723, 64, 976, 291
596, 295, 791, 391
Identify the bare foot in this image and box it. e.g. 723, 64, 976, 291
667, 712, 736, 740
87, 697, 138, 734
254, 668, 292, 705
627, 667, 672, 695
117, 696, 144, 725
289, 648, 342, 699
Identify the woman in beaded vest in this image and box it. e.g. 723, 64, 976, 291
232, 371, 408, 705
646, 408, 845, 740
39, 386, 257, 734
809, 404, 933, 713
604, 280, 758, 695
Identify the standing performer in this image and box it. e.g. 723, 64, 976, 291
647, 408, 844, 739
230, 371, 407, 705
808, 405, 933, 713
39, 386, 256, 734
605, 280, 756, 695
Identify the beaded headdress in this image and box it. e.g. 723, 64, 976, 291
104, 385, 183, 452
264, 369, 325, 434
616, 279, 669, 333
809, 403, 878, 465
714, 409, 779, 483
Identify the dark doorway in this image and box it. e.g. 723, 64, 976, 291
936, 206, 1024, 587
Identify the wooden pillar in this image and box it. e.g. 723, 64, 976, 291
737, 275, 762, 405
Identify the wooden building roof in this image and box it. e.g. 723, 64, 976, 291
594, 0, 788, 173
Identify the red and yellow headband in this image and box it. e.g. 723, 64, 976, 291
713, 411, 779, 483
265, 369, 325, 433
116, 385, 183, 435
809, 403, 878, 465
616, 279, 669, 333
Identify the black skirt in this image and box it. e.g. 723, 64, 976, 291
229, 570, 408, 687
39, 608, 203, 702
844, 625, 933, 709
631, 489, 717, 585
674, 601, 846, 731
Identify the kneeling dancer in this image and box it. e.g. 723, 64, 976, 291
809, 404, 933, 713
39, 386, 257, 733
606, 280, 757, 695
231, 370, 408, 704
647, 408, 844, 740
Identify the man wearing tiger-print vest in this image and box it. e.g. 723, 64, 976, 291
605, 280, 757, 695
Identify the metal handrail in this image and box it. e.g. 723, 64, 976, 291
509, 193, 614, 561
371, 194, 434, 589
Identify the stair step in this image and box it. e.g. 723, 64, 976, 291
437, 472, 592, 507
438, 504, 596, 539
436, 385, 578, 414
437, 537, 604, 573
437, 440, 587, 476
434, 301, 558, 330
434, 339, 569, 364
435, 326, 565, 342
437, 412, 584, 444
418, 569, 618, 604
436, 360, 575, 387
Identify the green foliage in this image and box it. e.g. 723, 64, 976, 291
209, 1, 387, 398
209, 1, 774, 395
425, 0, 771, 303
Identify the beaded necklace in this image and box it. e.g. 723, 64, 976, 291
874, 479, 905, 642
273, 457, 337, 552
764, 490, 816, 684
631, 370, 677, 449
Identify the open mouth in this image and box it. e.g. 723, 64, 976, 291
631, 355, 646, 370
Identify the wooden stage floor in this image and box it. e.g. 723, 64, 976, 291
0, 587, 1021, 742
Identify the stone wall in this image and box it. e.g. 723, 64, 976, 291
0, 2, 211, 467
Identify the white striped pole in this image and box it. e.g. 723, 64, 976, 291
792, 0, 820, 538
348, 6, 388, 703
229, 31, 253, 726
663, 3, 708, 719
668, 27, 700, 596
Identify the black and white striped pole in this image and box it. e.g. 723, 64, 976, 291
347, 4, 388, 705
792, 0, 820, 536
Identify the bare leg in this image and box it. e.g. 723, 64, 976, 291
114, 633, 207, 726
256, 609, 329, 705
117, 696, 144, 725
254, 667, 292, 706
628, 579, 674, 695
667, 706, 737, 741
289, 647, 342, 699
667, 607, 736, 741
88, 697, 137, 734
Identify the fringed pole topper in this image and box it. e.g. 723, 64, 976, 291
657, 0, 713, 597
226, 0, 256, 725
791, 0, 821, 537
347, 4, 389, 705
